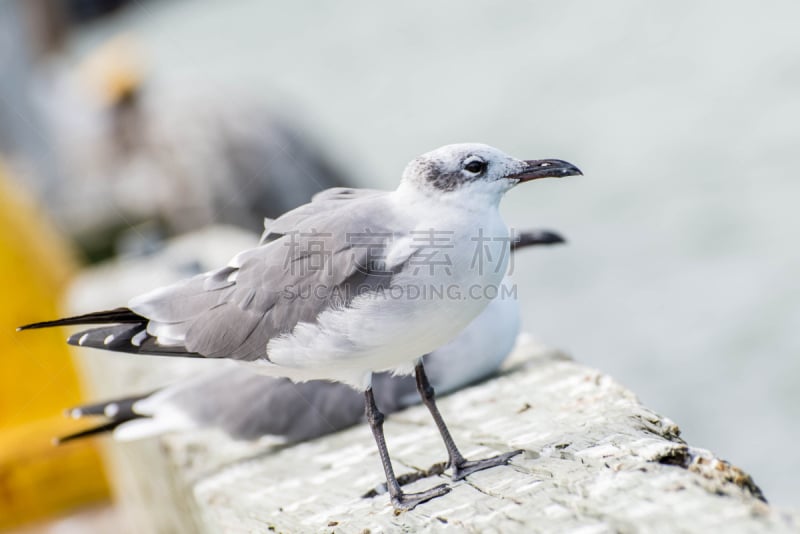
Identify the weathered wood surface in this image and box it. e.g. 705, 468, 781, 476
123, 341, 795, 534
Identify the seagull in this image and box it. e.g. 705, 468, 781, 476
20, 143, 581, 510
56, 230, 565, 444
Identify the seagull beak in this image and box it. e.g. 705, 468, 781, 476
510, 159, 583, 183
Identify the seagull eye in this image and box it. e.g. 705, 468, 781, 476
464, 160, 486, 174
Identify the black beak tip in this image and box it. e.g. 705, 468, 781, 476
516, 159, 583, 182
548, 161, 582, 178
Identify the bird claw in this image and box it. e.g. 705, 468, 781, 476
390, 483, 451, 511
451, 449, 523, 481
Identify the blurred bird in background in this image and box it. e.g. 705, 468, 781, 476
35, 35, 350, 261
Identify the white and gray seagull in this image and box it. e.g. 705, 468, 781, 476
55, 229, 565, 444
20, 143, 581, 510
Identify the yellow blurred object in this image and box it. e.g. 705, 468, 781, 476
0, 163, 109, 529
80, 34, 144, 107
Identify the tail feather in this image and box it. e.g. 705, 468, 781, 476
18, 307, 144, 331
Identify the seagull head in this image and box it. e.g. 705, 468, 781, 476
401, 143, 581, 204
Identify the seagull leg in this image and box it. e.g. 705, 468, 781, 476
364, 387, 450, 510
414, 362, 522, 481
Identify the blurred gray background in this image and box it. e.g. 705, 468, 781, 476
3, 0, 798, 509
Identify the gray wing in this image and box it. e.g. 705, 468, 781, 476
156, 353, 463, 441
260, 187, 388, 245
170, 368, 368, 441
128, 191, 405, 361
156, 366, 416, 441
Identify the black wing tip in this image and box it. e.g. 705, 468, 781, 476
17, 321, 58, 331
18, 308, 145, 333
55, 394, 153, 445
65, 407, 83, 419
65, 393, 151, 420
66, 331, 86, 347
54, 421, 122, 445
20, 310, 202, 359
